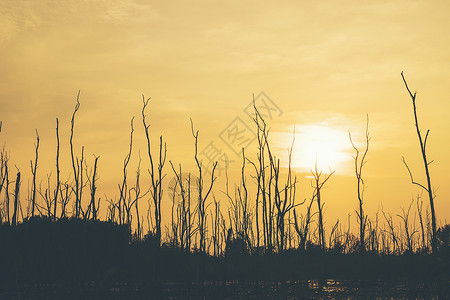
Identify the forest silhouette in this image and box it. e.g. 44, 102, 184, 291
0, 74, 448, 297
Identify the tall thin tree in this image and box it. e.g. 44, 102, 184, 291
12, 171, 21, 227
349, 115, 370, 253
53, 119, 60, 221
70, 91, 81, 218
400, 72, 437, 254
30, 129, 39, 217
191, 119, 217, 253
142, 96, 167, 246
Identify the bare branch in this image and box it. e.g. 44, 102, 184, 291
402, 156, 429, 192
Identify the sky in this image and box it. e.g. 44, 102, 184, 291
0, 0, 449, 229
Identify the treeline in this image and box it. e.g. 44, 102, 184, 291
0, 74, 448, 260
0, 216, 448, 287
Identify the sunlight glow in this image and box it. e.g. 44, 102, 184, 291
290, 124, 352, 174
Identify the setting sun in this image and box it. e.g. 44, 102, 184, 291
291, 124, 352, 173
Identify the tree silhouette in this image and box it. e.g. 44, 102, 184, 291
401, 72, 437, 254
349, 115, 370, 253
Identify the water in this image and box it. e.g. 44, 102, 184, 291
163, 279, 449, 299
1, 279, 448, 299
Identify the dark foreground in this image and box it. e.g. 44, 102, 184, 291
1, 278, 449, 299
1, 218, 448, 299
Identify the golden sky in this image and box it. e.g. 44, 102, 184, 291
1, 0, 449, 226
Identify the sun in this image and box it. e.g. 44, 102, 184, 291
290, 124, 352, 173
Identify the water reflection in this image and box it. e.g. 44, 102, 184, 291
162, 279, 448, 299
2, 279, 448, 299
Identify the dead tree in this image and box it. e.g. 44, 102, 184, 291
59, 179, 73, 218
293, 197, 314, 251
185, 173, 194, 250
191, 119, 218, 253
12, 171, 21, 227
118, 117, 134, 225
382, 207, 399, 254
239, 149, 252, 251
68, 93, 89, 219
53, 119, 60, 221
169, 177, 180, 246
311, 163, 335, 250
250, 97, 274, 253
30, 129, 39, 217
349, 115, 370, 253
4, 161, 10, 223
398, 198, 417, 253
127, 155, 150, 240
248, 96, 300, 253
87, 155, 100, 220
366, 209, 380, 253
271, 136, 299, 253
225, 148, 253, 252
76, 147, 87, 217
132, 157, 142, 239
106, 196, 119, 223
416, 193, 427, 251
328, 220, 342, 251
401, 72, 437, 254
37, 174, 54, 217
247, 134, 264, 249
142, 96, 167, 246
211, 195, 225, 256
70, 91, 81, 218
169, 162, 194, 251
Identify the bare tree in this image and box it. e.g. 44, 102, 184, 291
142, 96, 167, 246
416, 193, 428, 252
311, 163, 335, 250
77, 147, 86, 217
169, 178, 180, 246
86, 155, 100, 220
169, 163, 195, 251
382, 207, 399, 254
397, 198, 417, 253
400, 72, 437, 253
250, 97, 274, 253
53, 119, 60, 221
349, 115, 370, 253
247, 134, 264, 249
70, 91, 81, 218
128, 155, 150, 240
4, 161, 10, 223
12, 170, 21, 227
328, 220, 342, 251
105, 196, 119, 223
133, 156, 143, 239
293, 196, 314, 251
191, 119, 218, 253
366, 209, 380, 253
225, 148, 253, 252
211, 195, 225, 256
37, 174, 54, 217
59, 179, 73, 218
118, 117, 134, 225
271, 137, 299, 253
30, 129, 39, 217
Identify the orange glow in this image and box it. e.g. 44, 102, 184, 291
291, 124, 352, 174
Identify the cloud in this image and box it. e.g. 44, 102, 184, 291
0, 1, 42, 42
0, 0, 158, 42
102, 0, 158, 23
